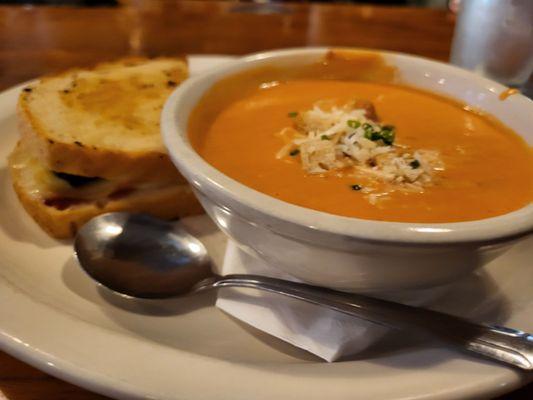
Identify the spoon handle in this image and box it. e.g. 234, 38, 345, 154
211, 274, 533, 370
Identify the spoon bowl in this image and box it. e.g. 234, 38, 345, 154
75, 212, 212, 298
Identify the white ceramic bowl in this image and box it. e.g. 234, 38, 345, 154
162, 48, 533, 292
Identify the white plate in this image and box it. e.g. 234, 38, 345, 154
0, 55, 532, 400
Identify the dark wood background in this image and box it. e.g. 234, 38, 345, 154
0, 1, 531, 399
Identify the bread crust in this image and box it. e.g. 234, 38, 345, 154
18, 57, 188, 183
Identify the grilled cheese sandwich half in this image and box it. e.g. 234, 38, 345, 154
9, 58, 203, 238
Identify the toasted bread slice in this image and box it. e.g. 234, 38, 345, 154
18, 57, 188, 183
9, 139, 203, 239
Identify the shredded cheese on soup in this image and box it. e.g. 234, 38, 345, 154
276, 100, 444, 204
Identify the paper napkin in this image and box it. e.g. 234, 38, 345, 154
216, 241, 450, 362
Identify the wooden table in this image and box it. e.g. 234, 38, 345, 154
0, 1, 530, 399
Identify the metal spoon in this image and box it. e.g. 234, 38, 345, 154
74, 212, 533, 370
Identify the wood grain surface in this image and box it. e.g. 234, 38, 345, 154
0, 1, 530, 399
0, 0, 455, 90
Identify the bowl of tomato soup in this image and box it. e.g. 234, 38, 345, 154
162, 48, 532, 292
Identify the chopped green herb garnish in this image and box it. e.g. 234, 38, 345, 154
289, 149, 300, 156
288, 111, 298, 118
347, 120, 361, 129
370, 131, 382, 141
380, 128, 395, 145
350, 184, 363, 191
361, 123, 396, 145
409, 159, 420, 169
362, 123, 375, 140
321, 135, 330, 140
